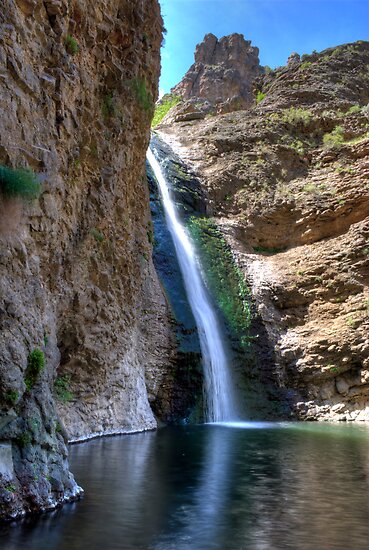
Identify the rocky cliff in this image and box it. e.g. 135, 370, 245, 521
157, 38, 369, 421
170, 33, 261, 116
0, 0, 186, 521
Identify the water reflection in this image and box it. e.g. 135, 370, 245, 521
1, 424, 369, 550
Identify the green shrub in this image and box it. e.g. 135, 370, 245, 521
323, 125, 345, 147
187, 217, 252, 347
300, 61, 312, 71
54, 375, 73, 403
5, 390, 19, 405
281, 107, 312, 125
256, 91, 265, 104
90, 228, 104, 242
25, 349, 45, 391
346, 105, 361, 115
17, 431, 32, 447
302, 183, 317, 193
147, 229, 154, 245
102, 93, 116, 119
290, 138, 306, 155
129, 77, 152, 112
55, 421, 63, 434
152, 94, 181, 127
65, 35, 79, 55
0, 166, 40, 200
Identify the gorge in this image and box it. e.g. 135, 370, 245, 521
1, 0, 369, 546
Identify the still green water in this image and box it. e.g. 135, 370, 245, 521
1, 422, 369, 550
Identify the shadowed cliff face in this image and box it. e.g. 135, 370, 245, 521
157, 39, 369, 421
0, 0, 178, 520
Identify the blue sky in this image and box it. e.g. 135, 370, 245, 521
159, 0, 369, 93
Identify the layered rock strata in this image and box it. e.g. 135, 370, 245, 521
157, 40, 369, 420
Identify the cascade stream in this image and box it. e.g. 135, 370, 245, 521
147, 145, 238, 422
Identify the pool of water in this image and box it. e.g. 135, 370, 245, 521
1, 422, 369, 550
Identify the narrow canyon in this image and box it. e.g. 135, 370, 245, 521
1, 0, 368, 523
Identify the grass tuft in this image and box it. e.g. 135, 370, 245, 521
0, 166, 40, 200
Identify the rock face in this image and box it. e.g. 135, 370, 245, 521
171, 33, 261, 114
0, 0, 181, 521
157, 40, 369, 421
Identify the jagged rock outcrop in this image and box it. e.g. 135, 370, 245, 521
170, 33, 261, 116
0, 0, 182, 521
157, 40, 369, 421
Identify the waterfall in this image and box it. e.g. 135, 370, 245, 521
147, 146, 238, 423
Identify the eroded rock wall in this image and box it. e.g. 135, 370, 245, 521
0, 0, 177, 520
157, 40, 369, 421
171, 33, 261, 115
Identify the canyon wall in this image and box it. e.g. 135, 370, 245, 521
157, 37, 369, 421
0, 0, 183, 521
170, 33, 261, 116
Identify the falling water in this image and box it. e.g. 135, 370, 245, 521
147, 146, 237, 422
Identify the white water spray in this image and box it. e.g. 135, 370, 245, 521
147, 146, 237, 422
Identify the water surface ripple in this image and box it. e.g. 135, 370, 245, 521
1, 423, 369, 550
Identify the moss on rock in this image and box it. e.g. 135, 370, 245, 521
187, 216, 252, 347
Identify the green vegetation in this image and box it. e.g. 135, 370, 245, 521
346, 105, 361, 115
300, 61, 312, 71
289, 138, 306, 156
152, 94, 181, 127
54, 375, 73, 403
256, 91, 265, 104
346, 315, 356, 328
4, 484, 16, 493
253, 246, 286, 254
89, 144, 98, 158
65, 35, 79, 55
280, 107, 312, 125
55, 421, 63, 434
323, 125, 345, 147
17, 431, 32, 447
335, 164, 354, 175
187, 217, 252, 347
102, 93, 116, 119
24, 349, 45, 391
345, 131, 369, 145
90, 227, 104, 242
5, 390, 19, 405
0, 166, 40, 200
302, 183, 318, 193
129, 77, 152, 112
147, 229, 154, 245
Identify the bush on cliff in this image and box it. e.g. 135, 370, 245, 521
54, 375, 74, 403
130, 77, 153, 112
25, 349, 45, 391
152, 94, 181, 127
323, 125, 345, 147
0, 166, 40, 200
65, 35, 79, 55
